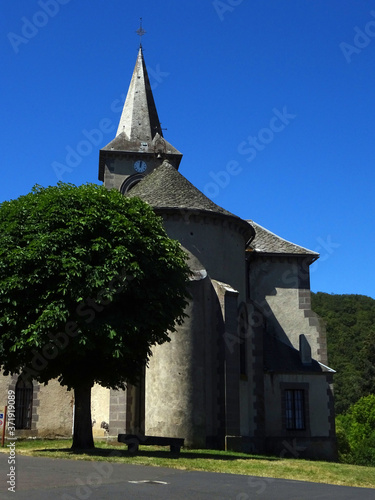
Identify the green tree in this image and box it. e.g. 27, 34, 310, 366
337, 395, 375, 465
360, 330, 375, 396
0, 183, 190, 449
311, 292, 375, 414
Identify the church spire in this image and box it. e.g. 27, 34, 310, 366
116, 46, 163, 140
98, 32, 182, 185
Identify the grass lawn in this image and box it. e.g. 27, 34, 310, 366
0, 439, 374, 489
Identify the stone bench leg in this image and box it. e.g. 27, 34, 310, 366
127, 441, 139, 453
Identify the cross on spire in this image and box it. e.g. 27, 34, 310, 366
136, 18, 146, 47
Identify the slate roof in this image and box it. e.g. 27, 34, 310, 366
116, 46, 162, 140
264, 334, 331, 373
128, 161, 234, 216
126, 161, 254, 240
101, 132, 182, 156
247, 220, 318, 257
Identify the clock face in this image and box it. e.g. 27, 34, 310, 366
134, 160, 147, 173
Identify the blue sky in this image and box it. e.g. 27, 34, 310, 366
1, 0, 375, 298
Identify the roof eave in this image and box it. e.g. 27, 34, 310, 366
247, 249, 319, 262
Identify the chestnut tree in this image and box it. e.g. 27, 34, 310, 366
0, 183, 189, 449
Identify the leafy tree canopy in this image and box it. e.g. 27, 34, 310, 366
312, 292, 375, 414
0, 182, 189, 392
336, 395, 375, 465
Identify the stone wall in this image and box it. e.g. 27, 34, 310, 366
103, 154, 164, 191
249, 255, 328, 364
0, 375, 73, 438
0, 375, 112, 439
91, 384, 110, 438
145, 275, 216, 447
163, 213, 248, 302
262, 372, 336, 460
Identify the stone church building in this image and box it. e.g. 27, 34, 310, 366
0, 45, 336, 460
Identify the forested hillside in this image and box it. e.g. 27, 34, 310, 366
311, 292, 375, 415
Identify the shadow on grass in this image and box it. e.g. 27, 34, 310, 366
27, 446, 280, 462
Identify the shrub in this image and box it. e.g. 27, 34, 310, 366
337, 395, 375, 466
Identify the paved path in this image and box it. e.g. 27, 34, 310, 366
0, 454, 373, 499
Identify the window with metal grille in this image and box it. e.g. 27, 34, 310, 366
15, 377, 33, 429
285, 389, 305, 430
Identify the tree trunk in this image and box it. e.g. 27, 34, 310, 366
72, 384, 95, 450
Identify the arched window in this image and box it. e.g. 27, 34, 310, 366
120, 173, 145, 194
15, 377, 33, 429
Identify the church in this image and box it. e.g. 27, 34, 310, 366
0, 42, 337, 460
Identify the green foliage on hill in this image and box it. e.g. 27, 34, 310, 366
311, 292, 375, 415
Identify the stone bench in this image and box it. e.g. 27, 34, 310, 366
118, 434, 184, 453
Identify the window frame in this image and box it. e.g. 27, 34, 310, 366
15, 376, 33, 430
280, 382, 310, 436
285, 389, 306, 430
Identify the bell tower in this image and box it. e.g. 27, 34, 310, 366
98, 33, 182, 193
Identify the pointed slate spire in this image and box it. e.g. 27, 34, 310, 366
98, 40, 182, 183
116, 46, 163, 141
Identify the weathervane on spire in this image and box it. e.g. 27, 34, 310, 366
136, 18, 146, 47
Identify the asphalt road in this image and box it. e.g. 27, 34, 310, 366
0, 453, 374, 500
